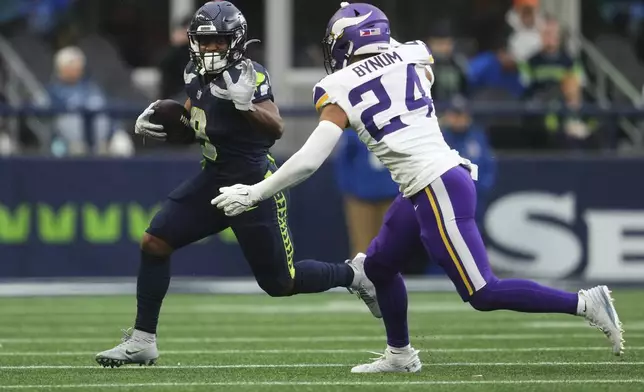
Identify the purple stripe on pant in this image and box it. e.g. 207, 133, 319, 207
364, 165, 579, 348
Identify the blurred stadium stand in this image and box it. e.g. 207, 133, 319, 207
1, 0, 644, 295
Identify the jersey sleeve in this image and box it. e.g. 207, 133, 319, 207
402, 40, 435, 66
184, 61, 199, 86
312, 80, 340, 113
184, 61, 201, 101
399, 40, 434, 86
251, 62, 274, 103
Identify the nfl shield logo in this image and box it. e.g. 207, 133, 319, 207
359, 28, 381, 37
196, 90, 202, 100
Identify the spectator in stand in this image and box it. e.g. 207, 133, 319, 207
159, 16, 192, 100
506, 0, 544, 62
520, 17, 583, 101
467, 38, 524, 98
48, 46, 111, 156
334, 129, 399, 258
424, 21, 469, 101
520, 18, 598, 149
441, 96, 496, 223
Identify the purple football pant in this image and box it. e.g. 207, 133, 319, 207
363, 165, 579, 348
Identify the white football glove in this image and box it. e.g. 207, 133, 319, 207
211, 184, 261, 217
222, 59, 257, 112
134, 100, 166, 141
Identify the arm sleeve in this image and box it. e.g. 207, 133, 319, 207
254, 120, 344, 201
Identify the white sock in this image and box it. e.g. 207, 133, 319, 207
133, 329, 156, 342
576, 295, 587, 316
388, 344, 411, 353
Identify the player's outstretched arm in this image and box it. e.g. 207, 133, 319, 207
211, 104, 349, 216
253, 103, 348, 198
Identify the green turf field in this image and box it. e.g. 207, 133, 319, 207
0, 290, 642, 391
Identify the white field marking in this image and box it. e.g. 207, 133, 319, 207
524, 321, 644, 330
2, 362, 644, 370
1, 347, 643, 356
0, 325, 389, 334
0, 364, 349, 370
0, 333, 642, 344
0, 380, 643, 389
9, 320, 644, 334
193, 302, 472, 314
0, 301, 470, 315
0, 349, 363, 356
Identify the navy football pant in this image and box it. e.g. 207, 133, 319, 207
146, 163, 295, 296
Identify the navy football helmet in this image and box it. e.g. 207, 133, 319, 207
188, 1, 252, 75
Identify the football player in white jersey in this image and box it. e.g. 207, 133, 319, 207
213, 2, 624, 373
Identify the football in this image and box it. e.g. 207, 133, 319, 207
149, 99, 195, 144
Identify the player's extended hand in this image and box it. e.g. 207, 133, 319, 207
134, 100, 166, 141
222, 59, 257, 112
211, 184, 261, 216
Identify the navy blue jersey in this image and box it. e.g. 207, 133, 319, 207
184, 60, 276, 183
519, 51, 582, 99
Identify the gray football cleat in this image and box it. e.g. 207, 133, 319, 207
579, 285, 625, 356
346, 252, 382, 318
95, 328, 159, 368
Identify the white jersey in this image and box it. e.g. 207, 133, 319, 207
313, 40, 475, 197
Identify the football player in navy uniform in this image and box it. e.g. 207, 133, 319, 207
95, 1, 378, 367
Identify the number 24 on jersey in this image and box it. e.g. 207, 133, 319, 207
349, 64, 433, 141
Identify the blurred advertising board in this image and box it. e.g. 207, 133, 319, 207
1, 156, 643, 282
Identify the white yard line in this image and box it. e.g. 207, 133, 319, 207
0, 380, 643, 389
1, 362, 643, 370
523, 321, 644, 330
0, 301, 471, 315
0, 364, 349, 369
0, 325, 389, 334
1, 333, 641, 344
0, 349, 362, 356
0, 347, 640, 356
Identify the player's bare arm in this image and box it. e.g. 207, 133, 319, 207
222, 59, 283, 137
241, 99, 284, 138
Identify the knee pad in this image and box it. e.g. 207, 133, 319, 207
256, 276, 294, 297
140, 233, 173, 258
468, 278, 499, 312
